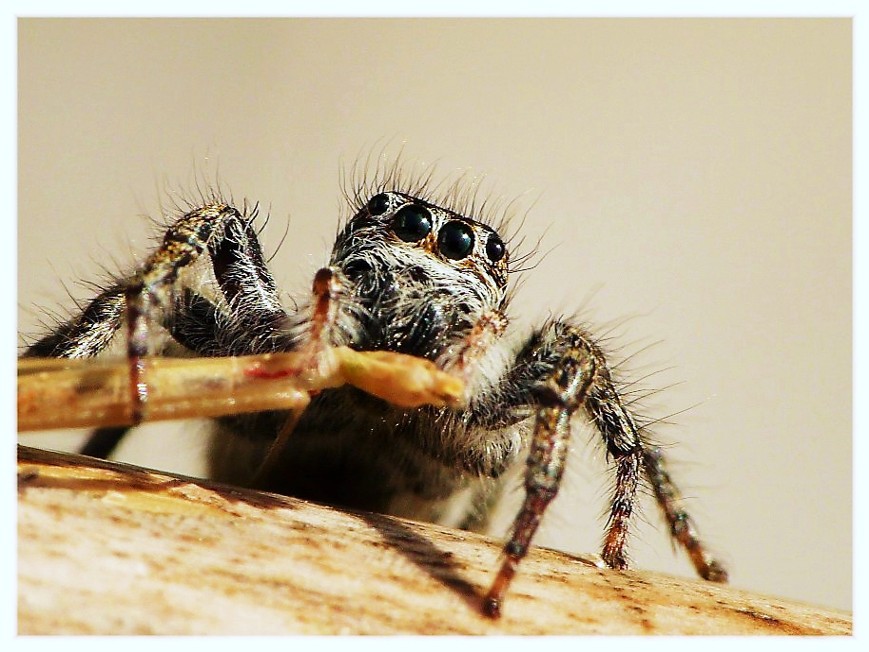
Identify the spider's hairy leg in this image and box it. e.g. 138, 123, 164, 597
73, 200, 286, 457
481, 319, 728, 617
483, 324, 598, 618
21, 279, 128, 456
642, 446, 729, 582
123, 202, 288, 422
581, 338, 728, 582
479, 318, 727, 617
162, 208, 291, 356
582, 353, 646, 573
23, 286, 126, 359
22, 285, 129, 457
126, 203, 234, 421
179, 205, 290, 354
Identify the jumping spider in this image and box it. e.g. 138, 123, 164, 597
21, 173, 727, 617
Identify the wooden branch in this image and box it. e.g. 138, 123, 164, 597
18, 445, 852, 635
17, 349, 464, 431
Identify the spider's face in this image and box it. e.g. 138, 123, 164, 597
330, 191, 510, 359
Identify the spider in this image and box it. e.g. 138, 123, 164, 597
19, 169, 728, 618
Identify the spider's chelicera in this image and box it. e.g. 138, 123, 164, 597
23, 182, 727, 617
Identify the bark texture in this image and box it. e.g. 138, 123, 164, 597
17, 446, 852, 635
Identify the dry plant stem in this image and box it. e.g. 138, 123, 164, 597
18, 446, 852, 635
16, 348, 464, 432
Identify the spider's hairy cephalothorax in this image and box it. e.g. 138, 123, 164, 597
333, 191, 510, 357
21, 171, 727, 618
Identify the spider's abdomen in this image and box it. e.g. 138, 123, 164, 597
207, 393, 517, 528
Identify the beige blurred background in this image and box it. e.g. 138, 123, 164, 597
18, 19, 851, 612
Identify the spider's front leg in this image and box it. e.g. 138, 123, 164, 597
483, 320, 726, 617
482, 323, 604, 617
22, 201, 291, 450
127, 204, 234, 419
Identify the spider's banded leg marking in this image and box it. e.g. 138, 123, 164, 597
643, 447, 728, 582
207, 209, 289, 342
23, 287, 126, 359
484, 335, 596, 618
584, 366, 645, 572
124, 203, 244, 423
168, 214, 291, 357
584, 355, 726, 579
24, 287, 131, 459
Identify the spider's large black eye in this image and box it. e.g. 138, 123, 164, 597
367, 193, 391, 216
391, 204, 432, 242
438, 221, 475, 260
485, 234, 506, 262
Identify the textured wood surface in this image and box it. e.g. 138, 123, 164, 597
17, 445, 852, 635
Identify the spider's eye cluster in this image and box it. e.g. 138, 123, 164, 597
377, 197, 509, 265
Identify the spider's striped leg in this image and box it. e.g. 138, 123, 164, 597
22, 286, 126, 359
204, 208, 292, 352
165, 209, 291, 356
124, 203, 251, 422
483, 323, 600, 617
483, 319, 726, 617
579, 330, 727, 581
21, 203, 276, 362
43, 203, 255, 456
642, 446, 728, 582
22, 285, 129, 460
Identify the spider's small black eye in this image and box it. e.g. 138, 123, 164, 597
438, 221, 475, 260
485, 234, 506, 262
342, 259, 372, 281
367, 193, 391, 216
391, 204, 432, 242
